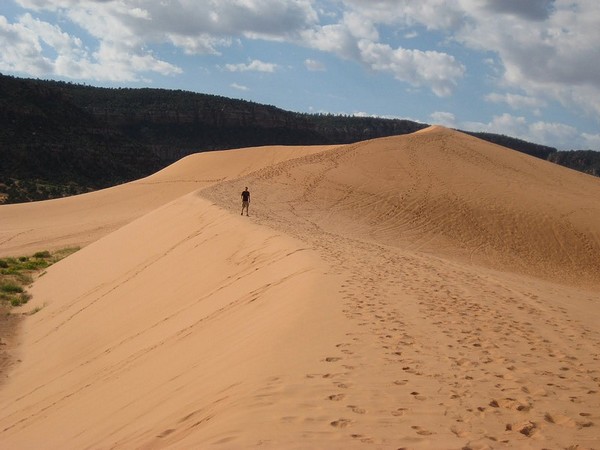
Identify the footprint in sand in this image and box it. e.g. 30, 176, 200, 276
391, 407, 408, 417
347, 405, 366, 414
157, 429, 176, 438
506, 421, 541, 438
489, 398, 531, 411
411, 425, 434, 436
321, 373, 340, 379
330, 418, 352, 428
410, 391, 427, 401
350, 434, 374, 443
544, 412, 577, 427
450, 425, 470, 438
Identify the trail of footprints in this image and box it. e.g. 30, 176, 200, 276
200, 163, 599, 447
290, 238, 444, 443
292, 234, 599, 446
420, 266, 599, 443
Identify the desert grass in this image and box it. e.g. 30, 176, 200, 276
0, 248, 79, 307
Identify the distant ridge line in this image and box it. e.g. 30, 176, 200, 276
1, 73, 598, 204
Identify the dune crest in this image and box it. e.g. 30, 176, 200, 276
1, 128, 599, 448
0, 145, 335, 257
206, 126, 600, 287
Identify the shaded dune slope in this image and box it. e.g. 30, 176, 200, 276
1, 127, 599, 448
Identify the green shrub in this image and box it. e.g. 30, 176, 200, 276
16, 273, 33, 285
1, 283, 23, 294
27, 304, 44, 315
0, 247, 79, 309
21, 260, 49, 271
10, 293, 30, 307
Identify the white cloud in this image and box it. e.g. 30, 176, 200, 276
478, 0, 555, 21
338, 0, 600, 121
19, 13, 83, 53
0, 8, 181, 81
0, 14, 53, 75
461, 113, 596, 150
463, 113, 529, 137
128, 7, 151, 20
298, 4, 466, 96
225, 59, 278, 73
304, 58, 326, 71
529, 120, 579, 147
5, 0, 319, 79
485, 92, 545, 111
358, 41, 465, 97
166, 34, 231, 56
89, 43, 182, 81
231, 82, 249, 91
20, 0, 320, 41
342, 11, 378, 41
300, 23, 360, 60
581, 132, 600, 150
430, 111, 456, 127
456, 0, 600, 119
339, 0, 466, 30
4, 0, 600, 125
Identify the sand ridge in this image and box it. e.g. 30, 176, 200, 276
205, 126, 600, 286
0, 144, 336, 257
1, 126, 599, 448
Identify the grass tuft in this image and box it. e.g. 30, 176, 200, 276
0, 248, 79, 309
1, 282, 24, 294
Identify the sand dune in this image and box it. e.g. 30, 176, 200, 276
205, 125, 600, 287
1, 127, 599, 448
0, 145, 335, 257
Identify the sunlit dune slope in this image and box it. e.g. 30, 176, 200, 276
0, 145, 335, 257
205, 125, 600, 286
0, 193, 347, 448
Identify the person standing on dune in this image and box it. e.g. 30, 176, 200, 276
241, 187, 250, 216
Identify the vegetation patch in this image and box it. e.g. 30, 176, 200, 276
0, 248, 79, 307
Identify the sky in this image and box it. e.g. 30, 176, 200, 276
1, 0, 599, 151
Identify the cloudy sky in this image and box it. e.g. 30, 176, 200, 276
1, 0, 599, 150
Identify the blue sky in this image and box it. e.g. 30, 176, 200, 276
1, 0, 599, 150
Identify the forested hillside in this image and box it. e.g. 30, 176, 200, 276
1, 74, 598, 203
547, 150, 600, 178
